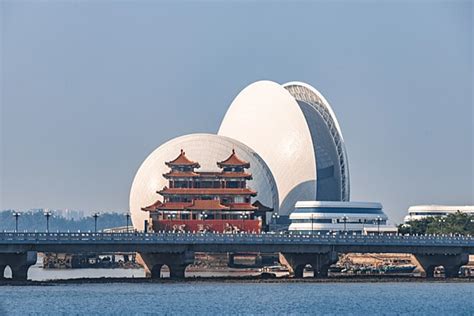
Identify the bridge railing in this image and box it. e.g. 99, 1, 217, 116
0, 232, 473, 246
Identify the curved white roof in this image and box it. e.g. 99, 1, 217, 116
408, 205, 474, 213
283, 82, 350, 201
295, 201, 382, 209
218, 80, 349, 215
129, 133, 278, 230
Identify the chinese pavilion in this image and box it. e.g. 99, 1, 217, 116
142, 149, 263, 233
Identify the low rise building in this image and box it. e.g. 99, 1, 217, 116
289, 201, 394, 234
404, 205, 474, 223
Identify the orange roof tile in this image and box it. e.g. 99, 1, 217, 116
229, 203, 258, 211
164, 171, 252, 179
217, 149, 250, 168
165, 149, 200, 167
159, 202, 192, 210
187, 199, 230, 210
158, 188, 257, 196
163, 171, 200, 178
141, 199, 163, 211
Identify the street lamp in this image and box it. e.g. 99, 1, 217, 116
239, 213, 248, 230
125, 213, 131, 233
272, 212, 280, 224
310, 214, 315, 234
341, 215, 348, 232
44, 210, 52, 233
201, 212, 208, 220
13, 212, 21, 232
93, 212, 100, 233
376, 216, 382, 234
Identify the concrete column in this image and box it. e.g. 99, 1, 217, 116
169, 265, 186, 279
0, 251, 37, 281
149, 264, 163, 279
279, 252, 338, 278
10, 264, 29, 281
139, 251, 194, 279
0, 265, 5, 280
413, 253, 468, 278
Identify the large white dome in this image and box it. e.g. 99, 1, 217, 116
218, 80, 349, 215
129, 133, 278, 230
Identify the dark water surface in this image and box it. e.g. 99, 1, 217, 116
1, 282, 473, 315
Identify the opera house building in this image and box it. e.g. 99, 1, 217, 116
130, 80, 392, 233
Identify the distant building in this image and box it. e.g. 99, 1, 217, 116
288, 201, 394, 234
404, 205, 474, 223
141, 149, 270, 233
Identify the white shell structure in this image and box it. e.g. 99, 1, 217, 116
129, 133, 279, 230
218, 80, 349, 216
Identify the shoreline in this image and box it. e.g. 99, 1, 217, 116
1, 275, 473, 286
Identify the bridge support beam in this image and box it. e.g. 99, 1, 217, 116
413, 253, 469, 278
279, 252, 338, 278
139, 252, 194, 279
0, 251, 37, 281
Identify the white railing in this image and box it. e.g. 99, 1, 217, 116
0, 232, 473, 247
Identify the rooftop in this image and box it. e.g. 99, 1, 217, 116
165, 149, 200, 168
217, 149, 250, 168
158, 187, 257, 196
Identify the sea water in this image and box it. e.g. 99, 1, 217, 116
1, 282, 473, 315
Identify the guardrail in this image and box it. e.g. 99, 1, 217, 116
1, 232, 473, 246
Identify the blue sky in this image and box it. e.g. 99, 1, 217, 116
1, 1, 472, 223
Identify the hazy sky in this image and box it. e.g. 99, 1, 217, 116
1, 1, 472, 223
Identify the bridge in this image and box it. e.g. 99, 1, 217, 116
1, 232, 473, 280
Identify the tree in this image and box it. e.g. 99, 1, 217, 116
398, 212, 474, 235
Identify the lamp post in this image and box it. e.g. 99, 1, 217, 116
13, 212, 21, 232
93, 212, 100, 233
125, 214, 131, 233
272, 212, 280, 224
240, 213, 248, 230
376, 216, 382, 234
44, 210, 52, 233
310, 214, 315, 234
438, 218, 446, 234
341, 215, 348, 232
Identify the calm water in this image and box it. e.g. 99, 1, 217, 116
1, 282, 473, 315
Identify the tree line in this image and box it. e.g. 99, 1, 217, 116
398, 212, 474, 235
0, 210, 130, 232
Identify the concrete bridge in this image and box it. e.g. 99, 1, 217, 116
1, 232, 473, 280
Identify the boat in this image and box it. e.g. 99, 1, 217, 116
260, 265, 290, 278
381, 265, 416, 274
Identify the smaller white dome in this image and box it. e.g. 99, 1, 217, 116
129, 133, 279, 230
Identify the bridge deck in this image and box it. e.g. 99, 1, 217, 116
1, 232, 473, 247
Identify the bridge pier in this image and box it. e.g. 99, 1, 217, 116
279, 252, 338, 278
0, 251, 37, 281
413, 253, 469, 278
139, 252, 194, 279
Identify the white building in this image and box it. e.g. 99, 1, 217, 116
129, 133, 279, 231
219, 81, 350, 216
404, 205, 474, 222
289, 201, 394, 234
